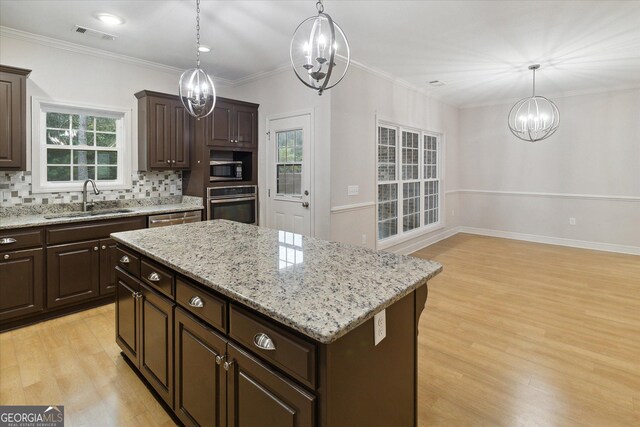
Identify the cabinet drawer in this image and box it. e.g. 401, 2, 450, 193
176, 277, 226, 333
47, 216, 146, 245
141, 258, 174, 298
229, 305, 316, 389
0, 228, 43, 251
116, 246, 140, 277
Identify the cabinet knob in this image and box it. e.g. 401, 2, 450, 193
3, 254, 9, 260
215, 354, 225, 365
223, 359, 234, 371
166, 160, 171, 164
101, 245, 106, 250
119, 255, 130, 264
253, 333, 276, 351
0, 237, 16, 245
188, 296, 204, 308
93, 246, 99, 251
172, 160, 176, 163
148, 272, 161, 282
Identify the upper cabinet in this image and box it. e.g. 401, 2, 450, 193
0, 65, 31, 171
136, 90, 192, 171
205, 98, 258, 149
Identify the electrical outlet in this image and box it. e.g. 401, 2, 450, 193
569, 217, 576, 226
374, 309, 386, 346
347, 185, 359, 196
361, 234, 367, 245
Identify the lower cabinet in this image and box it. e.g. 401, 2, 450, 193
175, 308, 227, 427
0, 248, 44, 321
47, 240, 101, 308
227, 342, 315, 427
115, 268, 140, 365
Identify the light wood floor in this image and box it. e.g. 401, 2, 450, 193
1, 233, 638, 426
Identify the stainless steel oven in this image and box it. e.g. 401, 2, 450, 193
207, 185, 257, 225
209, 160, 243, 182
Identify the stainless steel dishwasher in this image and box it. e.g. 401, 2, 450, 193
147, 210, 201, 228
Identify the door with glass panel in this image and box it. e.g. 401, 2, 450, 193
267, 114, 312, 236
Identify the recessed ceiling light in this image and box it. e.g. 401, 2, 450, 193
198, 45, 211, 53
96, 13, 124, 26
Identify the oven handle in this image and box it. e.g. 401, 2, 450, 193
209, 197, 256, 204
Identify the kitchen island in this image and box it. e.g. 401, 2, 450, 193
111, 220, 442, 427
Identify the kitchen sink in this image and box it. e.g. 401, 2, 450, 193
44, 208, 134, 219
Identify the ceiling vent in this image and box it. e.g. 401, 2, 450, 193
428, 80, 446, 87
73, 25, 117, 41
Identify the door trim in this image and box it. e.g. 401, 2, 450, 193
265, 109, 315, 236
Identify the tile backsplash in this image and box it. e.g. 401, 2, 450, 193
1, 171, 182, 207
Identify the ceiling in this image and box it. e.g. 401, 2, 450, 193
1, 0, 639, 107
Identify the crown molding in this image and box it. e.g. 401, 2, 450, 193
0, 26, 235, 86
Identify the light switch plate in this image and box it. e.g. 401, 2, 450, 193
374, 309, 386, 346
347, 185, 359, 196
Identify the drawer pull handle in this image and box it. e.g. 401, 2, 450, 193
189, 296, 204, 308
223, 359, 234, 371
119, 255, 130, 264
148, 272, 161, 282
253, 333, 276, 351
0, 238, 17, 245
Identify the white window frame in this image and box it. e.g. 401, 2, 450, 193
376, 119, 444, 250
31, 97, 131, 193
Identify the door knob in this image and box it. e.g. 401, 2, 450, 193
304, 190, 309, 196
302, 202, 309, 208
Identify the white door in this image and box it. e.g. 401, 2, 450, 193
267, 113, 312, 236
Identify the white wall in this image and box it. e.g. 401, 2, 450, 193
329, 65, 461, 250
225, 70, 332, 239
458, 89, 640, 250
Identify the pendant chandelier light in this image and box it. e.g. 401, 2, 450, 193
508, 64, 560, 142
290, 0, 351, 95
179, 0, 216, 119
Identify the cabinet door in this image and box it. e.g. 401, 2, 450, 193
115, 267, 140, 365
175, 308, 227, 427
208, 100, 233, 146
47, 240, 100, 308
234, 104, 257, 148
139, 282, 175, 408
227, 342, 315, 427
99, 238, 118, 295
0, 248, 43, 321
171, 100, 191, 168
148, 97, 172, 168
0, 70, 26, 170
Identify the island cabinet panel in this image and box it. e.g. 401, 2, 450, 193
115, 245, 140, 277
47, 240, 101, 308
0, 65, 30, 171
139, 282, 175, 408
176, 277, 226, 333
0, 247, 44, 321
115, 267, 140, 365
175, 308, 228, 427
227, 342, 315, 427
141, 258, 175, 298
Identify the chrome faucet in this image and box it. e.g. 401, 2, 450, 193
82, 179, 101, 211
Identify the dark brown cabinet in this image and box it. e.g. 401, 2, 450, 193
227, 342, 315, 427
205, 98, 258, 149
116, 267, 140, 365
99, 238, 118, 295
136, 90, 192, 170
0, 248, 44, 321
47, 240, 101, 308
175, 308, 227, 427
0, 65, 30, 171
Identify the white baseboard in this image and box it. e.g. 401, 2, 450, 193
387, 226, 461, 255
457, 226, 640, 256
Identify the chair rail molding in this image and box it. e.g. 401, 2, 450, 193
446, 189, 640, 202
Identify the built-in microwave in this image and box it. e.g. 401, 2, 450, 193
210, 160, 243, 182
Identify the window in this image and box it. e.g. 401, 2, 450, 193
32, 99, 131, 192
377, 122, 442, 244
276, 129, 303, 196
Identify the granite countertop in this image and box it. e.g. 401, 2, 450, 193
0, 196, 203, 230
111, 220, 442, 344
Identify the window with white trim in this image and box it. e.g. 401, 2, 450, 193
32, 99, 130, 192
377, 123, 442, 243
